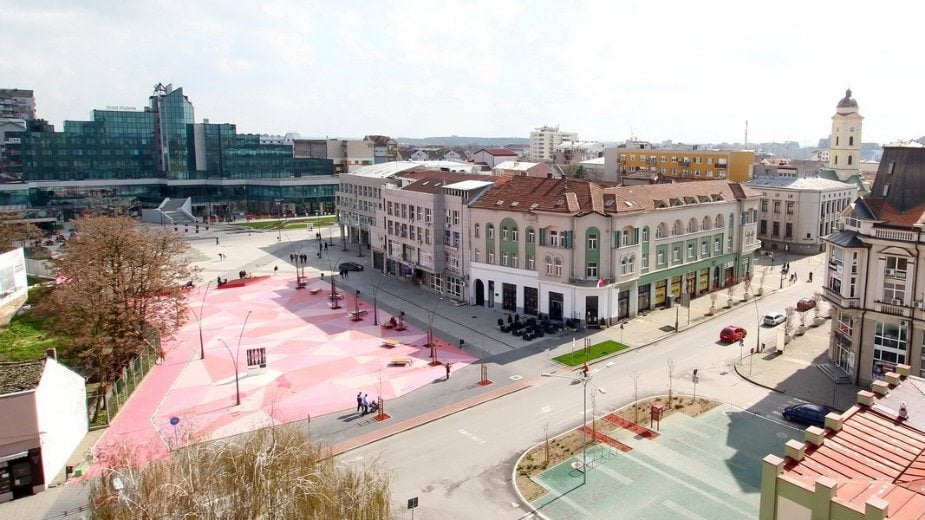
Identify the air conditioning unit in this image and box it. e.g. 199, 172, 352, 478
891, 299, 903, 306
916, 301, 925, 310
885, 268, 896, 276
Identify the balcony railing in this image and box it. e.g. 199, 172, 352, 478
874, 229, 916, 242
878, 302, 911, 317
568, 277, 613, 287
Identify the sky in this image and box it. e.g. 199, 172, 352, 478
2, 0, 924, 147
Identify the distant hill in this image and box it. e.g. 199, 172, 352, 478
398, 136, 529, 147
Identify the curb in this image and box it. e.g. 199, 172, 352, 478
732, 360, 785, 394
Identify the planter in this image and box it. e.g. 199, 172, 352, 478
743, 293, 751, 301
756, 288, 764, 296
726, 299, 734, 308
797, 325, 806, 336
707, 305, 716, 316
813, 317, 825, 327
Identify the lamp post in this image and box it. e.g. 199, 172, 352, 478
216, 310, 251, 406
371, 273, 386, 326
326, 253, 344, 309
542, 366, 609, 485
754, 294, 762, 360
352, 289, 363, 321
427, 298, 444, 366
189, 280, 214, 360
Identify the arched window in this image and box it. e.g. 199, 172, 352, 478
672, 220, 683, 235
511, 226, 519, 241
474, 224, 480, 238
688, 218, 698, 233
849, 136, 854, 146
642, 226, 650, 241
848, 156, 853, 165
729, 213, 735, 226
487, 224, 494, 239
526, 227, 535, 243
554, 257, 563, 276
656, 222, 668, 238
545, 256, 552, 275
702, 215, 712, 230
501, 226, 508, 240
628, 255, 635, 273
715, 214, 724, 228
621, 256, 628, 275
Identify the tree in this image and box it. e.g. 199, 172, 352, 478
0, 211, 41, 253
89, 425, 391, 519
39, 215, 196, 397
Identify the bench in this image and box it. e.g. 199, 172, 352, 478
348, 309, 368, 319
381, 322, 396, 330
382, 339, 399, 349
309, 288, 321, 295
389, 358, 413, 367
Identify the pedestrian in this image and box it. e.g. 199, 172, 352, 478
362, 393, 369, 415
302, 254, 307, 263
290, 253, 295, 263
324, 242, 328, 251
445, 362, 452, 380
215, 237, 220, 246
218, 253, 222, 261
808, 272, 813, 282
356, 392, 363, 413
273, 265, 279, 276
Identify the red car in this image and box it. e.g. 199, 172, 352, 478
720, 325, 747, 343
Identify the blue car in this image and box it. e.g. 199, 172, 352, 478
782, 403, 831, 427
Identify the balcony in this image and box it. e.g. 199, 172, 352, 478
877, 302, 911, 318
716, 163, 727, 169
568, 277, 612, 287
874, 229, 916, 242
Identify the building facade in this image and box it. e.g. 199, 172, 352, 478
472, 148, 518, 168
529, 126, 578, 162
492, 160, 551, 178
823, 143, 925, 385
466, 178, 760, 324
553, 141, 603, 164
0, 84, 337, 219
612, 148, 756, 183
0, 89, 35, 121
293, 138, 374, 175
748, 175, 857, 254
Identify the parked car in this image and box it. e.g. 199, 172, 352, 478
796, 297, 817, 312
762, 312, 786, 326
782, 403, 831, 427
338, 262, 364, 272
720, 325, 747, 343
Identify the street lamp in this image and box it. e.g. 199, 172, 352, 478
326, 253, 344, 309
189, 280, 214, 360
352, 289, 363, 321
427, 298, 444, 366
542, 366, 609, 485
216, 310, 251, 406
371, 273, 386, 326
275, 199, 283, 242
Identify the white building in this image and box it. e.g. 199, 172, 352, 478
529, 126, 578, 162
0, 247, 27, 324
472, 148, 518, 169
823, 142, 925, 385
828, 89, 863, 182
466, 178, 760, 323
553, 141, 604, 164
0, 350, 87, 502
747, 175, 857, 254
492, 160, 551, 178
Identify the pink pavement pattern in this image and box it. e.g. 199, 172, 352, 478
92, 276, 476, 468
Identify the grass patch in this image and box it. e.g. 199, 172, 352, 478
553, 340, 629, 366
0, 312, 59, 362
235, 216, 337, 230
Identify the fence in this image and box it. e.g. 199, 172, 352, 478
25, 257, 54, 279
86, 340, 160, 429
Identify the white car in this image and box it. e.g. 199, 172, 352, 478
763, 312, 786, 326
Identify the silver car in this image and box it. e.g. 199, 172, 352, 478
763, 312, 785, 326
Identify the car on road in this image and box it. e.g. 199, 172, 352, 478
338, 262, 364, 272
720, 325, 747, 343
762, 312, 786, 326
796, 297, 816, 312
782, 403, 831, 427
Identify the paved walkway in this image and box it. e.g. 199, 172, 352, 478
0, 222, 842, 518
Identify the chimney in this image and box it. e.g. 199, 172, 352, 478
45, 348, 57, 360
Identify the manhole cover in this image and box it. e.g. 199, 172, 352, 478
510, 375, 523, 381
776, 432, 789, 439
659, 325, 676, 333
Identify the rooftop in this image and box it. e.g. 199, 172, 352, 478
396, 171, 494, 194
0, 359, 45, 394
477, 148, 518, 156
746, 176, 857, 191
494, 160, 542, 171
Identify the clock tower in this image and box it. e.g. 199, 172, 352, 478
828, 89, 863, 181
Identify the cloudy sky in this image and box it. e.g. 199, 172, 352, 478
2, 0, 923, 146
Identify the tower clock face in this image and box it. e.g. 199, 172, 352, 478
850, 127, 855, 132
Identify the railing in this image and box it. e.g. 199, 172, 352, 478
568, 277, 612, 287
874, 229, 916, 242
878, 302, 910, 317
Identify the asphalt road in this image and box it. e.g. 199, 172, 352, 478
340, 282, 821, 519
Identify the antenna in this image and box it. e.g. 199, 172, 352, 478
744, 120, 749, 147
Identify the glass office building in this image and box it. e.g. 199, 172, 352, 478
1, 84, 336, 219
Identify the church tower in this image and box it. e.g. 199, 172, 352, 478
828, 89, 863, 181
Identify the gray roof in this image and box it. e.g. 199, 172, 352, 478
826, 230, 866, 248
0, 360, 45, 394
746, 176, 856, 191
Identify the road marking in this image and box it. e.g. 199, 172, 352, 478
510, 375, 523, 381
539, 405, 552, 414
457, 428, 486, 444
663, 499, 708, 520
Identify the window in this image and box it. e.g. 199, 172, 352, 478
621, 257, 628, 275
873, 321, 908, 369
672, 247, 681, 262
554, 258, 563, 276
549, 230, 560, 246
527, 229, 535, 243
786, 202, 794, 215
701, 241, 708, 255
848, 156, 853, 165
502, 252, 509, 266
773, 201, 781, 214
475, 249, 480, 262
785, 223, 793, 238
715, 214, 724, 228
487, 224, 494, 239
687, 244, 695, 259
545, 256, 553, 274
772, 222, 780, 236
487, 250, 495, 264
628, 255, 635, 273
888, 162, 895, 175
511, 255, 518, 268
714, 238, 721, 252
672, 220, 682, 235
501, 226, 508, 240
688, 218, 698, 233
657, 250, 665, 265
474, 224, 480, 238
656, 223, 667, 238
759, 220, 767, 234
849, 136, 854, 146
642, 227, 649, 241
452, 210, 459, 225
642, 255, 649, 269
702, 216, 712, 230
511, 227, 519, 241
527, 255, 535, 270
588, 234, 598, 249
587, 262, 598, 278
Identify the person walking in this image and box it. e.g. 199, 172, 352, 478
273, 265, 279, 276
324, 242, 328, 251
362, 393, 369, 415
290, 253, 295, 263
215, 237, 220, 246
445, 362, 452, 380
356, 392, 363, 413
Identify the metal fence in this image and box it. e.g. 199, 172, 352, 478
86, 339, 160, 428
25, 257, 54, 279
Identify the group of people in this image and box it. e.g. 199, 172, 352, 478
356, 392, 379, 415
238, 269, 248, 279
290, 253, 308, 264
339, 267, 351, 279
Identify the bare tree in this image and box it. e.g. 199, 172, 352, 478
0, 211, 41, 253
667, 359, 676, 407
88, 425, 391, 519
631, 371, 641, 422
784, 306, 797, 337
39, 215, 197, 408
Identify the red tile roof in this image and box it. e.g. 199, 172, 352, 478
478, 148, 518, 156
780, 377, 925, 516
864, 198, 925, 228
468, 177, 757, 215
